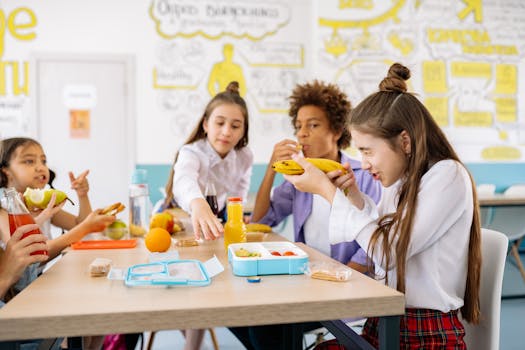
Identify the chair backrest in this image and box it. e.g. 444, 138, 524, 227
486, 206, 525, 241
463, 228, 508, 350
503, 184, 525, 197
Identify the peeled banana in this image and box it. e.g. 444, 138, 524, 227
272, 158, 347, 175
246, 223, 273, 233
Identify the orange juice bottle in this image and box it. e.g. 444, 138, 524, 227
224, 197, 246, 251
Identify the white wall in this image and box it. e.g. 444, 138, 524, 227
2, 0, 525, 165
1, 0, 312, 164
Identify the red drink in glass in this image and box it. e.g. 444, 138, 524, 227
8, 213, 48, 256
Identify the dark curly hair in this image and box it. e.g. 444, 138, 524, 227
288, 80, 352, 149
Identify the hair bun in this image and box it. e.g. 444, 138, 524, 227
379, 63, 410, 93
225, 81, 240, 95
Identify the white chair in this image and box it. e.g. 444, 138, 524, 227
462, 228, 508, 350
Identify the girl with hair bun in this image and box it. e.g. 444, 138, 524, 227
163, 81, 252, 349
166, 81, 252, 240
285, 63, 481, 349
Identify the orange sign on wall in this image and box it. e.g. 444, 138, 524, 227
69, 109, 90, 138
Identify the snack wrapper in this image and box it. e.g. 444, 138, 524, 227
304, 261, 352, 282
89, 258, 112, 277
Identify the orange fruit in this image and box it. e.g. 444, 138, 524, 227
149, 212, 174, 233
145, 227, 172, 252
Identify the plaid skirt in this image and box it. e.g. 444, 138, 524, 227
314, 308, 466, 350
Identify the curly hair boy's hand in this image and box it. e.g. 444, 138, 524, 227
269, 139, 301, 165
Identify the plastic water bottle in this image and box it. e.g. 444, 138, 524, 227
129, 169, 151, 237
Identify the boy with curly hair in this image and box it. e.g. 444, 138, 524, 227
229, 80, 382, 349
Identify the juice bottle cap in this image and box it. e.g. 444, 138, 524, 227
228, 197, 242, 202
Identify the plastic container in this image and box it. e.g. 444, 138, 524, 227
223, 197, 246, 251
125, 260, 211, 287
129, 169, 151, 237
228, 242, 309, 276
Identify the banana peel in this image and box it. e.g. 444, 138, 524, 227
272, 158, 347, 175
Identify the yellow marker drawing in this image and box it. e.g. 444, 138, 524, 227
494, 64, 517, 95
481, 146, 521, 161
422, 61, 447, 93
319, 0, 405, 56
451, 61, 491, 79
388, 33, 413, 56
424, 97, 449, 126
453, 105, 492, 127
207, 44, 246, 97
458, 0, 483, 23
325, 29, 348, 57
494, 98, 517, 123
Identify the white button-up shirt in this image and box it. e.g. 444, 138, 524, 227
329, 159, 473, 312
172, 139, 253, 214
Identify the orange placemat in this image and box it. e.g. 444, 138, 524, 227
71, 239, 137, 250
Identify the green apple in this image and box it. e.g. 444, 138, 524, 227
105, 219, 128, 240
23, 188, 73, 210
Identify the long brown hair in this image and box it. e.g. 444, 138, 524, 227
162, 81, 249, 209
350, 63, 481, 323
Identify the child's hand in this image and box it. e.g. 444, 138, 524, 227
33, 193, 66, 226
80, 210, 116, 234
0, 225, 48, 284
69, 170, 90, 197
283, 155, 335, 201
270, 139, 301, 165
190, 199, 223, 241
327, 162, 359, 197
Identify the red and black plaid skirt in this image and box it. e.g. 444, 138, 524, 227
314, 308, 466, 350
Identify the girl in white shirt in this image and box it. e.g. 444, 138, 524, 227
164, 81, 252, 241
284, 63, 481, 349
163, 81, 252, 350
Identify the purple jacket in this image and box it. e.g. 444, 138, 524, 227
260, 152, 382, 265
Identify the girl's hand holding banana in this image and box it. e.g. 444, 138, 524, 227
283, 155, 337, 204
325, 162, 365, 210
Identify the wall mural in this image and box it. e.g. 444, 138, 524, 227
149, 0, 307, 161
317, 0, 525, 162
0, 6, 35, 138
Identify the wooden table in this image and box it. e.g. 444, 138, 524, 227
479, 194, 525, 207
0, 234, 404, 349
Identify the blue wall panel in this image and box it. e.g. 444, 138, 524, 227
138, 162, 525, 205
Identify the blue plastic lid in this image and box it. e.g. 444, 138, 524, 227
131, 169, 148, 184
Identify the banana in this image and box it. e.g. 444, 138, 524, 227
272, 160, 304, 175
245, 223, 273, 233
272, 158, 347, 175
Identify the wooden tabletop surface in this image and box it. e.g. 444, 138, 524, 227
478, 194, 525, 206
0, 231, 404, 341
